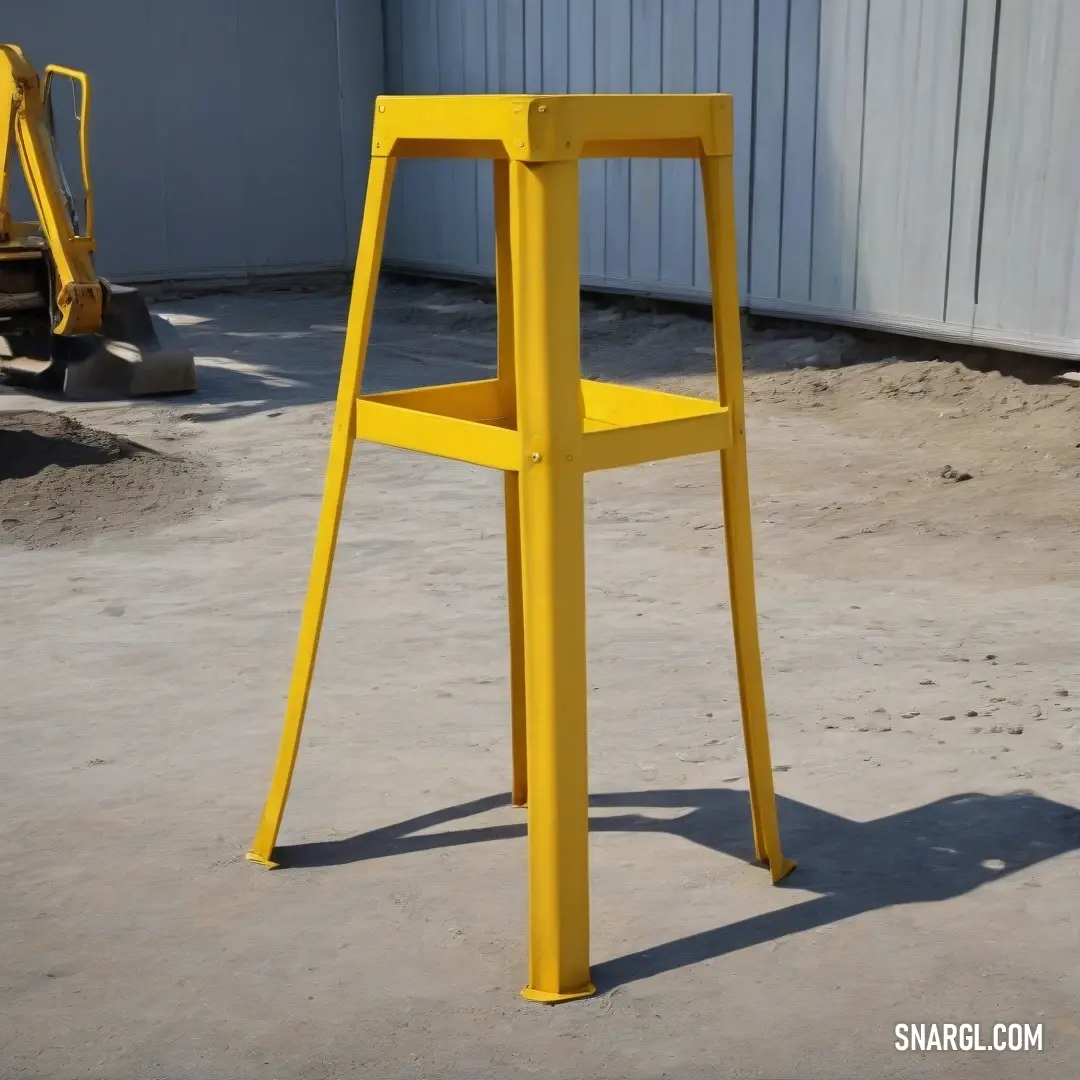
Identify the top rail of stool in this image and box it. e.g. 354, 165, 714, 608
370, 93, 734, 162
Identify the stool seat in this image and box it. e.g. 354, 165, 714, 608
355, 377, 732, 473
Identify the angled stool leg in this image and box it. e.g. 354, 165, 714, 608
246, 156, 396, 868
505, 471, 528, 807
511, 158, 594, 1002
700, 153, 796, 884
495, 159, 528, 809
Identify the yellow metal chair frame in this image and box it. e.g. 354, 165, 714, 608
246, 94, 796, 1004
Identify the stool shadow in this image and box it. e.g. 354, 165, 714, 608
274, 787, 1080, 991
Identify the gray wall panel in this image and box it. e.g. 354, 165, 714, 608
750, 0, 790, 301
810, 0, 867, 311
381, 0, 408, 262
628, 0, 663, 285
856, 0, 964, 322
380, 0, 760, 303
152, 2, 248, 276
14, 0, 1080, 356
975, 0, 1080, 343
691, 0, 722, 291
234, 1, 351, 271
5, 0, 384, 281
778, 0, 820, 304
659, 0, 697, 290
944, 0, 997, 329
569, 3, 604, 281
382, 0, 1080, 358
382, 0, 756, 297
525, 0, 544, 91
6, 1, 172, 279
597, 0, 632, 283
333, 0, 386, 257
718, 0, 755, 299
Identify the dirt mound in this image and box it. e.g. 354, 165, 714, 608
0, 410, 217, 549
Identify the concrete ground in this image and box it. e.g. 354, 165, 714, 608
2, 279, 1079, 1079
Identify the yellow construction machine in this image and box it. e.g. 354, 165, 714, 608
0, 44, 195, 397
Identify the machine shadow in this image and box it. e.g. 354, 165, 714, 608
273, 786, 1080, 991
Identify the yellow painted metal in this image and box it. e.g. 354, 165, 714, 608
42, 64, 93, 243
505, 468, 528, 807
354, 395, 521, 471
246, 154, 396, 868
700, 153, 796, 884
247, 92, 793, 1002
581, 411, 730, 472
0, 52, 17, 242
359, 377, 503, 420
510, 157, 595, 1004
494, 158, 529, 810
578, 379, 732, 471
579, 378, 726, 425
0, 45, 101, 335
372, 94, 734, 161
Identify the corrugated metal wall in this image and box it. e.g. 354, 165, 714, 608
974, 1, 1080, 348
9, 1, 1078, 356
5, 0, 384, 282
382, 0, 1080, 359
382, 0, 757, 296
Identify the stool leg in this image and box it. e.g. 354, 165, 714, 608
246, 156, 396, 868
510, 158, 595, 1002
495, 159, 528, 809
700, 154, 796, 884
505, 473, 528, 807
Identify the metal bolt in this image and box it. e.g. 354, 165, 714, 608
530, 452, 542, 463
566, 454, 573, 461
538, 105, 547, 112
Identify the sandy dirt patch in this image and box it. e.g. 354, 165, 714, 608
0, 409, 217, 548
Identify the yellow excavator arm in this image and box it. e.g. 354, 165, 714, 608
0, 43, 194, 397
0, 43, 102, 335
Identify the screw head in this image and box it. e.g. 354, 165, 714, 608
530, 452, 542, 463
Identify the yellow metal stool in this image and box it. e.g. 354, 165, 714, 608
246, 94, 796, 1004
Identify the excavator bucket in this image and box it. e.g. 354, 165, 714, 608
0, 281, 198, 399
